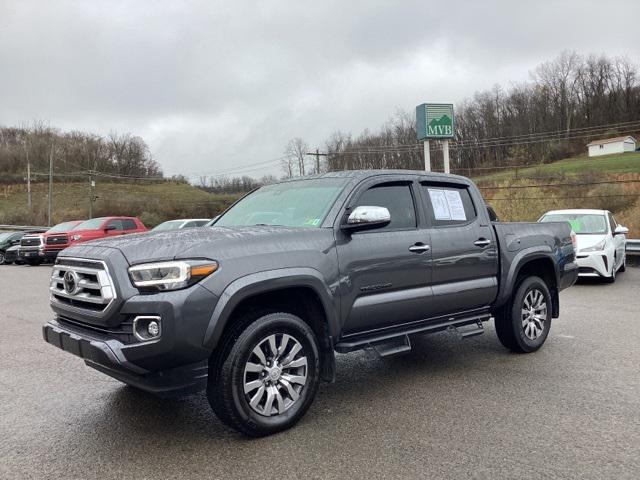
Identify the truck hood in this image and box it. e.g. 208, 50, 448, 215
61, 226, 332, 265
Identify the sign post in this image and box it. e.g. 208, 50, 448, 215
416, 103, 454, 173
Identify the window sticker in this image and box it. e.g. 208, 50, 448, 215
428, 189, 451, 220
303, 218, 321, 226
428, 188, 467, 221
444, 190, 466, 221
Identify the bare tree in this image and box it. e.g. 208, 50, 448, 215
284, 137, 309, 177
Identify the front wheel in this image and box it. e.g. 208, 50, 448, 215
494, 276, 552, 353
0, 251, 5, 265
207, 312, 320, 437
26, 258, 42, 266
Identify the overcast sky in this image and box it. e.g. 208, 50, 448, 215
1, 0, 639, 178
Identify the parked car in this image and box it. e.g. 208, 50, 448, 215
539, 209, 627, 282
18, 220, 83, 265
67, 216, 147, 245
43, 170, 577, 436
4, 244, 24, 265
151, 219, 210, 231
0, 231, 25, 264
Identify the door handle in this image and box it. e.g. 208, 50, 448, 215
474, 238, 491, 247
409, 243, 431, 253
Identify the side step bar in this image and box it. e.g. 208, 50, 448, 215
335, 312, 491, 354
371, 335, 411, 357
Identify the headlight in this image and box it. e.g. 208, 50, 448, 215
128, 260, 218, 291
581, 239, 606, 252
71, 234, 82, 241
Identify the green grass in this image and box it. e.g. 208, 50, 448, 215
474, 151, 640, 183
0, 181, 239, 227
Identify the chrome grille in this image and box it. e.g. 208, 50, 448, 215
21, 236, 42, 248
50, 258, 116, 313
46, 234, 68, 245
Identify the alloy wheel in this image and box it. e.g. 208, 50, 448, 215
521, 288, 547, 340
243, 333, 308, 417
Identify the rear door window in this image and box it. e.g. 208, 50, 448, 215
122, 219, 137, 230
422, 184, 477, 227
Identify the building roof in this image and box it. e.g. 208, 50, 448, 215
586, 135, 637, 147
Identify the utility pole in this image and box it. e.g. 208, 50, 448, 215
47, 144, 53, 226
25, 142, 32, 210
88, 173, 96, 219
305, 149, 328, 174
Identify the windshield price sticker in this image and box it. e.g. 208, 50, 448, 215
428, 188, 467, 221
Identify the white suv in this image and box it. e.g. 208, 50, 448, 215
539, 209, 628, 283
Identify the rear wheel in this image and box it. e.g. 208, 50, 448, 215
494, 276, 552, 353
26, 258, 42, 266
207, 311, 320, 437
619, 254, 626, 273
0, 251, 5, 265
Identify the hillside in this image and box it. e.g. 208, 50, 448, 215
1, 151, 639, 236
0, 180, 239, 228
473, 151, 640, 237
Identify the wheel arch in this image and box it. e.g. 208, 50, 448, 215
497, 248, 560, 318
203, 268, 339, 352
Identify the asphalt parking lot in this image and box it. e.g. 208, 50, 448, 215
1, 265, 639, 479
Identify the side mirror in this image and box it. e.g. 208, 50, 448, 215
614, 225, 629, 236
104, 225, 117, 231
10, 240, 19, 245
341, 206, 391, 232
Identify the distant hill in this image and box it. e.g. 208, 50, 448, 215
0, 180, 239, 228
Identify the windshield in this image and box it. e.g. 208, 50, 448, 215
73, 218, 106, 230
215, 178, 347, 228
152, 220, 183, 231
48, 221, 79, 233
540, 213, 607, 234
0, 232, 14, 242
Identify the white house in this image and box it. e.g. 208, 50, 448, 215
587, 135, 637, 157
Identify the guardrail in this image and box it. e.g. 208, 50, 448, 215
627, 239, 640, 255
0, 224, 48, 231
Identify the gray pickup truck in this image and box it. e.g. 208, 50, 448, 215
43, 170, 578, 436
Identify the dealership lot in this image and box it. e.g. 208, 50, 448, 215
1, 265, 639, 479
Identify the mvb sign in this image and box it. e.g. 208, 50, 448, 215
416, 103, 454, 140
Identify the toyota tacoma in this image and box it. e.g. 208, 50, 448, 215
43, 170, 578, 436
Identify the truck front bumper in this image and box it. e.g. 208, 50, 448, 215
43, 320, 208, 397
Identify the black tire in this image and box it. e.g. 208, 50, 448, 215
26, 259, 42, 266
494, 276, 552, 353
207, 311, 320, 437
0, 251, 5, 265
619, 255, 626, 273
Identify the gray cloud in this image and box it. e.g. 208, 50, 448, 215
1, 0, 639, 178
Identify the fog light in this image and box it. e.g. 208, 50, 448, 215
147, 321, 160, 337
133, 316, 161, 342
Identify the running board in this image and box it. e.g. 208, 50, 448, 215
450, 320, 484, 339
370, 335, 411, 357
335, 312, 491, 354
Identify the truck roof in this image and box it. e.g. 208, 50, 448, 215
279, 169, 470, 183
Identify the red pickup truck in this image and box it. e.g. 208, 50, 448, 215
68, 216, 147, 246
19, 220, 83, 265
19, 217, 147, 265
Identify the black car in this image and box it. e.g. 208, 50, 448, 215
4, 244, 24, 265
0, 231, 25, 265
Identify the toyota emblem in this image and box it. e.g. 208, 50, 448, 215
63, 270, 78, 295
